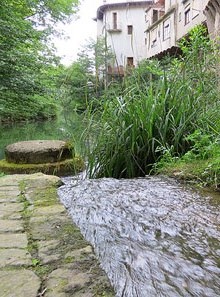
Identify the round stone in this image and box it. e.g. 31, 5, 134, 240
5, 140, 73, 164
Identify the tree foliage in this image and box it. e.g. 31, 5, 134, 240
58, 37, 115, 111
0, 0, 79, 122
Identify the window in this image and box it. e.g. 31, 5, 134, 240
151, 28, 157, 48
127, 57, 134, 67
151, 39, 157, 47
152, 9, 159, 23
127, 25, 133, 35
113, 12, 117, 29
163, 19, 170, 40
184, 8, 190, 25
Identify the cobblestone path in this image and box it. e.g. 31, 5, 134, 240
0, 173, 114, 297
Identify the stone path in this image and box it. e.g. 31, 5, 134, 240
0, 173, 114, 297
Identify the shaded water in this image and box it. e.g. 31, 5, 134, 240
0, 111, 84, 159
58, 176, 220, 297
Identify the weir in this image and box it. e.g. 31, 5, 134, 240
58, 175, 220, 297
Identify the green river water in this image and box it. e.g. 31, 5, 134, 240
0, 111, 85, 160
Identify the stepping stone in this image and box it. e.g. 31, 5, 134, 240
0, 248, 32, 268
0, 141, 85, 176
0, 234, 28, 248
5, 140, 72, 164
0, 270, 40, 297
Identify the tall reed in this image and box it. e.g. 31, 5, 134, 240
84, 25, 219, 178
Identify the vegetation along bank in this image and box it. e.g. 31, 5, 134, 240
0, 1, 219, 192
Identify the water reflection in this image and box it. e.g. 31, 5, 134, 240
0, 111, 85, 159
58, 176, 220, 297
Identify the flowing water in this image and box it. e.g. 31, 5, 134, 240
58, 175, 220, 297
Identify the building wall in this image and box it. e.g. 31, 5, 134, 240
176, 0, 207, 40
145, 7, 176, 58
96, 0, 214, 69
97, 2, 152, 71
145, 0, 209, 59
165, 0, 176, 12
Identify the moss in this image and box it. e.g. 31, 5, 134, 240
0, 156, 85, 176
159, 158, 220, 190
33, 187, 58, 207
58, 222, 88, 250
33, 263, 54, 278
63, 256, 74, 264
92, 280, 115, 297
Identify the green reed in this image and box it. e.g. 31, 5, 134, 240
84, 25, 219, 178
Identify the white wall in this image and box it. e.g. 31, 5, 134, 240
176, 0, 207, 40
97, 3, 149, 68
145, 0, 209, 59
146, 10, 176, 58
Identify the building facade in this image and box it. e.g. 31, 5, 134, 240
96, 0, 220, 76
96, 1, 153, 76
145, 0, 209, 58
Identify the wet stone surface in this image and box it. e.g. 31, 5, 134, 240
0, 173, 114, 297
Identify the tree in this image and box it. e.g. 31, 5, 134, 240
0, 0, 79, 122
58, 38, 115, 111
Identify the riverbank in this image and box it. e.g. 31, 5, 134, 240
0, 173, 114, 297
157, 157, 220, 191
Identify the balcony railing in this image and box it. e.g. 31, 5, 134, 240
106, 22, 122, 33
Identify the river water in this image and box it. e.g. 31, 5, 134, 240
0, 111, 85, 160
58, 175, 220, 297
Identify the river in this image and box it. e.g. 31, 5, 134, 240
0, 111, 85, 160
1, 115, 220, 296
58, 175, 220, 297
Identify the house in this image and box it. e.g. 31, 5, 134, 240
95, 0, 220, 78
145, 0, 209, 59
95, 1, 153, 77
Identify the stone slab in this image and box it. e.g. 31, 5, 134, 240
0, 248, 32, 267
65, 245, 93, 260
0, 233, 28, 248
32, 204, 66, 217
45, 269, 91, 297
29, 216, 68, 240
5, 140, 72, 164
0, 203, 23, 219
0, 185, 20, 203
0, 219, 24, 232
0, 193, 20, 203
38, 240, 61, 264
0, 174, 27, 186
0, 270, 41, 297
23, 173, 61, 188
0, 186, 19, 192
